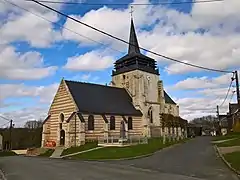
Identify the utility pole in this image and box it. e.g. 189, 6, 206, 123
216, 105, 220, 136
9, 120, 13, 150
217, 105, 220, 121
234, 70, 240, 106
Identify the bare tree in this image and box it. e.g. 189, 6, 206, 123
24, 120, 43, 129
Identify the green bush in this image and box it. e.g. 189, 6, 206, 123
0, 151, 17, 157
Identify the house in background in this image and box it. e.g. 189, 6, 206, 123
41, 19, 186, 148
227, 103, 240, 132
219, 115, 228, 136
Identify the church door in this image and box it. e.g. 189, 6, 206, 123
60, 129, 65, 146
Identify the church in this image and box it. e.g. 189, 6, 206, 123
41, 19, 185, 148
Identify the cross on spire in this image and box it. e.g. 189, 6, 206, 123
130, 5, 134, 19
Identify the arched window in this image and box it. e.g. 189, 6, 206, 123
60, 113, 64, 122
128, 117, 133, 130
88, 115, 94, 130
148, 107, 153, 123
110, 116, 115, 130
150, 110, 153, 123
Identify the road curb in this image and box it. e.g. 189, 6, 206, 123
214, 145, 240, 179
212, 138, 237, 144
64, 139, 190, 161
61, 147, 104, 158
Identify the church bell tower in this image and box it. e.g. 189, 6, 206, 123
111, 19, 161, 129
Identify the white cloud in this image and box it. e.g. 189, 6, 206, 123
143, 32, 240, 74
0, 106, 48, 127
173, 74, 233, 90
199, 87, 236, 99
0, 45, 57, 80
0, 0, 88, 47
0, 11, 61, 47
176, 96, 234, 120
0, 82, 59, 126
191, 0, 240, 32
61, 0, 240, 75
71, 74, 100, 83
0, 0, 65, 47
141, 0, 240, 73
62, 0, 162, 49
64, 50, 114, 71
0, 83, 58, 104
171, 73, 237, 119
0, 0, 66, 14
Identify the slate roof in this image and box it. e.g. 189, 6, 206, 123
116, 52, 154, 63
65, 80, 142, 116
128, 18, 140, 54
164, 91, 176, 105
115, 19, 153, 62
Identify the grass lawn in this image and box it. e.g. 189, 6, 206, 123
224, 151, 240, 172
0, 151, 17, 157
213, 132, 240, 142
38, 149, 54, 157
61, 141, 98, 156
69, 138, 189, 160
217, 138, 240, 147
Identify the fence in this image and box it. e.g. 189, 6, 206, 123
98, 135, 148, 146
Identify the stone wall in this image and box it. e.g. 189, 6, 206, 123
112, 70, 161, 132
164, 103, 179, 117
149, 126, 162, 137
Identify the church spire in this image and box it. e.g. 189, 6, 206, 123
128, 19, 140, 54
112, 13, 159, 76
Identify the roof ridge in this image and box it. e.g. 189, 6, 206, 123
64, 79, 124, 90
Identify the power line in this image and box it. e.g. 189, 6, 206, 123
219, 78, 234, 108
24, 0, 224, 6
229, 90, 236, 103
0, 121, 10, 128
0, 115, 11, 122
1, 0, 123, 54
29, 0, 232, 73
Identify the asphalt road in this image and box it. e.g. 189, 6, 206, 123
109, 136, 239, 180
0, 137, 238, 180
0, 156, 203, 180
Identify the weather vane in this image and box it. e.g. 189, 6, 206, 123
130, 5, 134, 19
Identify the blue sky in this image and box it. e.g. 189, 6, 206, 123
0, 0, 239, 126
